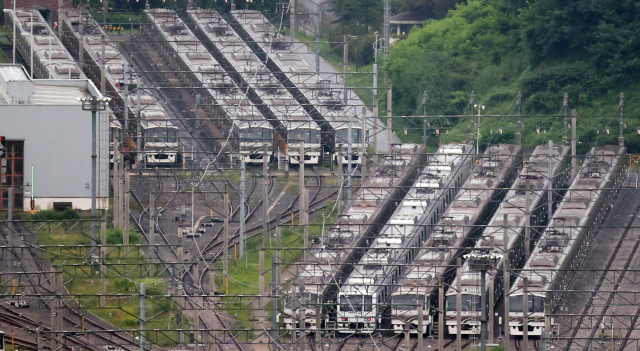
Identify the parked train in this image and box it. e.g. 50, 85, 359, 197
508, 145, 626, 337
283, 144, 428, 331
145, 8, 312, 165
445, 143, 571, 335
227, 10, 367, 161
4, 9, 85, 79
185, 9, 321, 164
360, 144, 522, 335
334, 143, 479, 334
59, 8, 182, 167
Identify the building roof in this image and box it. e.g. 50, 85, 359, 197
389, 11, 430, 24
0, 64, 93, 105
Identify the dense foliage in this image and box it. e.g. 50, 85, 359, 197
386, 0, 640, 150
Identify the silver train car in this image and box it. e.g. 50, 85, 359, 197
4, 9, 85, 79
60, 9, 180, 166
185, 9, 321, 164
144, 8, 249, 157
378, 144, 523, 336
508, 145, 626, 337
335, 143, 476, 334
228, 10, 367, 160
445, 143, 571, 335
284, 144, 427, 331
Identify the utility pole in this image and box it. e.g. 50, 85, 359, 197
373, 55, 379, 163
113, 141, 120, 228
548, 140, 554, 221
343, 35, 349, 105
124, 170, 130, 246
315, 9, 321, 75
263, 144, 269, 256
516, 92, 521, 146
124, 64, 129, 132
12, 0, 15, 64
347, 113, 353, 199
100, 35, 106, 94
149, 193, 155, 249
290, 0, 295, 42
102, 0, 108, 28
362, 106, 368, 174
240, 158, 246, 258
563, 92, 569, 145
525, 184, 531, 263
438, 277, 444, 350
422, 91, 428, 146
299, 141, 308, 261
383, 0, 389, 57
571, 109, 577, 179
620, 92, 625, 146
136, 78, 142, 164
57, 0, 62, 36
456, 257, 462, 351
469, 91, 475, 144
223, 193, 229, 295
194, 94, 201, 174
387, 81, 393, 150
523, 278, 529, 351
80, 96, 109, 255
79, 6, 84, 68
101, 212, 107, 307
270, 253, 279, 351
140, 283, 146, 351
418, 299, 424, 350
503, 213, 510, 351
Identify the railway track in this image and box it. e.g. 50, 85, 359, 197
515, 338, 541, 351
560, 188, 640, 351
0, 223, 136, 351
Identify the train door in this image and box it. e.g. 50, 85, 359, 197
1, 141, 24, 210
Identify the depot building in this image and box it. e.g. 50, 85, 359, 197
0, 64, 109, 211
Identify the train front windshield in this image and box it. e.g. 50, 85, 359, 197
240, 128, 272, 141
288, 129, 320, 144
446, 294, 481, 311
509, 295, 545, 313
392, 294, 423, 311
146, 128, 178, 143
336, 128, 363, 144
339, 295, 373, 312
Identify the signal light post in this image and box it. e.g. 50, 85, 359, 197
80, 96, 111, 254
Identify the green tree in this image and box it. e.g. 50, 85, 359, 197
330, 0, 383, 29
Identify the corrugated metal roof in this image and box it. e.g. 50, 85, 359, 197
30, 84, 88, 105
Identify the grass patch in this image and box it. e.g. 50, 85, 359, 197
28, 218, 183, 347
215, 204, 339, 340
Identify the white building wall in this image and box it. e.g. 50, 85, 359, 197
0, 104, 109, 211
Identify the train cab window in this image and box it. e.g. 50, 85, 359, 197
363, 295, 373, 311
509, 294, 545, 313
392, 294, 421, 310
289, 130, 320, 144
146, 128, 178, 143
167, 129, 178, 143
336, 129, 363, 144
446, 294, 481, 311
339, 295, 362, 312
240, 129, 265, 141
